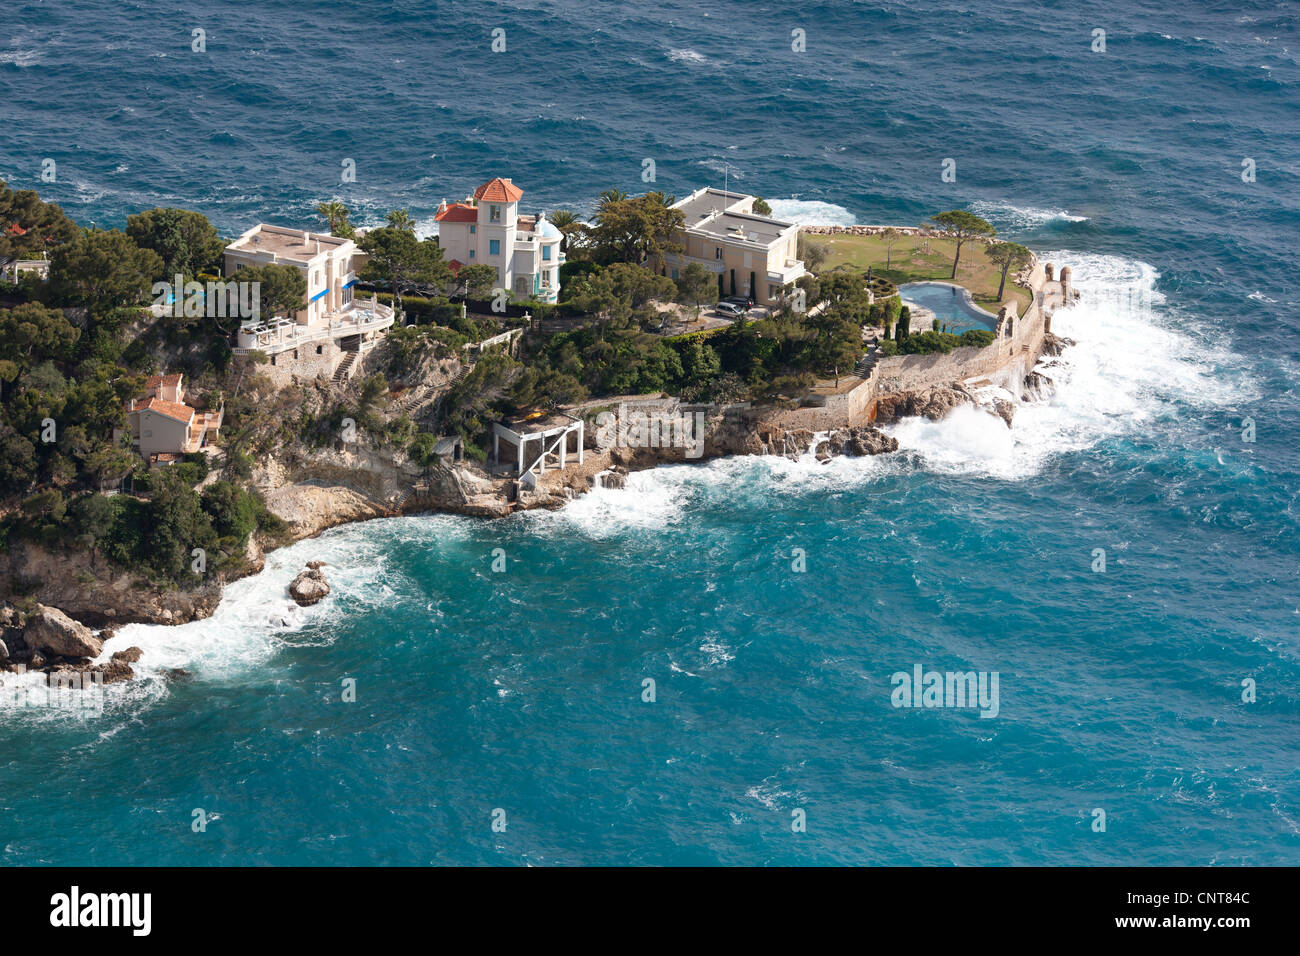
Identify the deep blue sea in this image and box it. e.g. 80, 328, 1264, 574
3, 1, 1299, 865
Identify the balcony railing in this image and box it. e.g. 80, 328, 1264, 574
233, 299, 395, 355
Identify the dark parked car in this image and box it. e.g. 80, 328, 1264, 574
723, 295, 754, 310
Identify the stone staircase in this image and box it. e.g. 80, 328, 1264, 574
449, 361, 473, 386
332, 351, 357, 383
855, 346, 879, 378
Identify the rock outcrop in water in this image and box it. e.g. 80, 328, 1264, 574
24, 604, 104, 659
872, 385, 975, 424
823, 426, 900, 457
993, 399, 1016, 428
289, 565, 330, 607
0, 602, 144, 686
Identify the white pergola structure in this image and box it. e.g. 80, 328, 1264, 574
492, 414, 584, 477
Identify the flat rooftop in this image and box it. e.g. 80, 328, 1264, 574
499, 411, 581, 434
675, 187, 751, 224
693, 211, 791, 245
674, 187, 796, 247
226, 224, 353, 264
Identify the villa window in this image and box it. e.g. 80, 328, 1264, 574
490, 205, 501, 222
489, 239, 501, 256
542, 246, 551, 261
671, 268, 679, 280
470, 225, 476, 234
715, 247, 722, 259
469, 249, 476, 259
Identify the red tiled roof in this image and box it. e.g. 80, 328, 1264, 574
473, 177, 523, 203
146, 373, 183, 389
5, 223, 27, 237
447, 259, 464, 272
136, 398, 195, 423
434, 202, 478, 223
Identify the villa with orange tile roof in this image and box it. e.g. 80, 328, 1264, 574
434, 177, 564, 304
118, 372, 223, 462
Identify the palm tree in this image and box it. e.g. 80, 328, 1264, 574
314, 200, 354, 238
591, 189, 628, 221
386, 208, 416, 232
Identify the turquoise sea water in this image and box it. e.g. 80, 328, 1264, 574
2, 0, 1299, 865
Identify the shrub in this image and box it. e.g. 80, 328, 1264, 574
960, 329, 996, 348
899, 330, 963, 355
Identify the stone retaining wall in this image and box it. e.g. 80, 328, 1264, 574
756, 257, 1049, 432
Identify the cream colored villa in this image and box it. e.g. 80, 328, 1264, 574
665, 187, 806, 306
434, 177, 564, 303
119, 373, 223, 463
222, 224, 394, 366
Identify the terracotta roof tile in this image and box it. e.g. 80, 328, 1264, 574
138, 398, 195, 423
473, 177, 523, 203
434, 202, 478, 223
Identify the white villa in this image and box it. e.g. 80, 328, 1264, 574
434, 177, 564, 303
222, 224, 394, 370
664, 187, 806, 306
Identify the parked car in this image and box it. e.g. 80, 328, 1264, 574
714, 301, 747, 318
723, 295, 754, 310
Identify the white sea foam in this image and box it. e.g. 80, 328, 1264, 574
969, 201, 1088, 230
34, 256, 1253, 698
88, 517, 454, 690
668, 48, 708, 65
695, 157, 742, 180
767, 199, 858, 227
0, 49, 41, 67
885, 251, 1256, 480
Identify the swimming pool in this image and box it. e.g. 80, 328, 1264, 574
898, 282, 998, 333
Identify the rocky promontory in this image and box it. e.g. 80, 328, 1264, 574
0, 602, 143, 685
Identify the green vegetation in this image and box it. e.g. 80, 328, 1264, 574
0, 193, 291, 588
817, 230, 1031, 313
314, 200, 356, 238
358, 218, 451, 308
928, 210, 996, 279
567, 191, 684, 267
987, 241, 1033, 301
0, 179, 78, 273
49, 229, 162, 316
125, 207, 225, 281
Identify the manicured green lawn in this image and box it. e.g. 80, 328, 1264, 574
813, 232, 1031, 314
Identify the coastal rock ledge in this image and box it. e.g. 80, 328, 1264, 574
25, 604, 104, 659
289, 566, 330, 607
